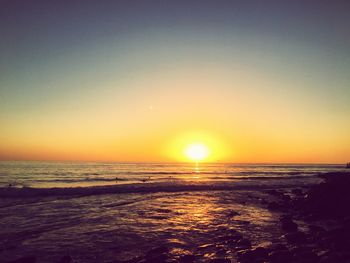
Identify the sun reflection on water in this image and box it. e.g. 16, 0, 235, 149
0, 189, 282, 262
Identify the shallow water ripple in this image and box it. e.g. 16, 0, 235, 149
0, 190, 286, 262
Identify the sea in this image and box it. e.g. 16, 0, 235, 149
0, 162, 347, 262
0, 161, 345, 189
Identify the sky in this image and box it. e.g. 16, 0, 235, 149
0, 0, 349, 163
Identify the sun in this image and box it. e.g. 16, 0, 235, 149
185, 143, 210, 162
166, 131, 229, 162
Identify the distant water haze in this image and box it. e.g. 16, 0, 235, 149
0, 162, 346, 189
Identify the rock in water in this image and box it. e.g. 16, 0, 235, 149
282, 231, 307, 244
236, 247, 268, 262
178, 254, 195, 263
268, 250, 293, 263
280, 215, 298, 232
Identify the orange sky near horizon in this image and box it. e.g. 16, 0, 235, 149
1, 62, 349, 164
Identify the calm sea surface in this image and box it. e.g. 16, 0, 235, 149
0, 161, 345, 188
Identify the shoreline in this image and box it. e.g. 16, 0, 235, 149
1, 172, 350, 263
0, 177, 320, 198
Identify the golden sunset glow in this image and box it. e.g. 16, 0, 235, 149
163, 131, 230, 163
2, 3, 350, 263
0, 1, 349, 164
185, 143, 209, 162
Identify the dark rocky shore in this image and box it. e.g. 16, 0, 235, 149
131, 171, 350, 263
3, 172, 350, 263
235, 171, 350, 263
259, 172, 350, 263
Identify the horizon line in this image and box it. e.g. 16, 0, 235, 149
0, 159, 346, 165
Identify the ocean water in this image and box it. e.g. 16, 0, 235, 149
0, 161, 345, 189
0, 162, 347, 262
